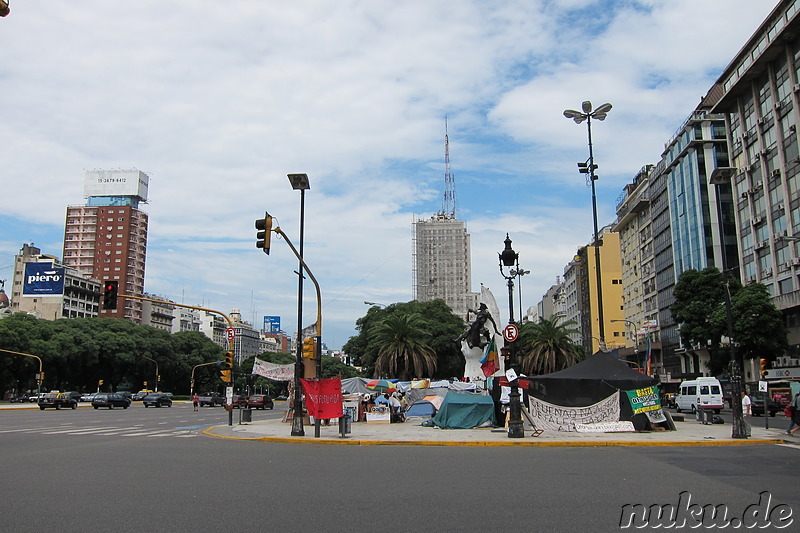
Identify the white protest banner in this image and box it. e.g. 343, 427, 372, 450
252, 358, 294, 381
527, 391, 620, 432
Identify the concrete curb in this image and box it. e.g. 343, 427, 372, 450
202, 425, 787, 447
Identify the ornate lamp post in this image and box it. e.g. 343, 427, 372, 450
499, 234, 524, 438
564, 101, 612, 352
288, 173, 310, 437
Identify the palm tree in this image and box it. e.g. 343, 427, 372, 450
369, 314, 437, 380
518, 315, 583, 376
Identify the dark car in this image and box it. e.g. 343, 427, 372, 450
142, 393, 172, 408
198, 392, 224, 407
230, 395, 248, 409
38, 392, 78, 410
247, 395, 274, 410
63, 391, 83, 403
92, 393, 132, 409
9, 393, 33, 403
751, 395, 780, 417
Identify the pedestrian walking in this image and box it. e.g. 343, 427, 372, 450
788, 392, 800, 436
741, 391, 752, 437
192, 393, 199, 411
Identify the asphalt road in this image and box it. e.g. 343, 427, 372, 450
1, 404, 798, 532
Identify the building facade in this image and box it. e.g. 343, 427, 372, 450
412, 213, 478, 319
62, 169, 149, 324
711, 0, 800, 366
10, 243, 101, 320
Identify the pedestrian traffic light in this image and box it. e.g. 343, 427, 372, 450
500, 347, 511, 363
0, 1, 9, 17
255, 213, 273, 255
760, 358, 768, 378
102, 281, 118, 309
302, 337, 316, 359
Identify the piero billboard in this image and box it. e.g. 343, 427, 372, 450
23, 262, 65, 296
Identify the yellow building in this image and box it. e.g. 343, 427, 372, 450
580, 229, 625, 355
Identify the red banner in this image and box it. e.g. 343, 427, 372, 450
300, 377, 343, 419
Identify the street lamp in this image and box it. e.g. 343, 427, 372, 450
564, 100, 612, 353
499, 234, 524, 439
288, 173, 310, 437
511, 267, 530, 323
611, 318, 640, 360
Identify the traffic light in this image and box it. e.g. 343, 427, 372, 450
102, 281, 118, 310
500, 347, 511, 364
577, 162, 598, 174
760, 358, 768, 378
220, 351, 234, 383
255, 213, 273, 254
302, 337, 316, 359
0, 1, 9, 17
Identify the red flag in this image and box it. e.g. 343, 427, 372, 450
300, 377, 343, 419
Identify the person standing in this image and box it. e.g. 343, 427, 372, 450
741, 391, 752, 437
789, 392, 800, 436
192, 393, 199, 411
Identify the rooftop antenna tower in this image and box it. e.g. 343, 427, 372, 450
441, 117, 457, 219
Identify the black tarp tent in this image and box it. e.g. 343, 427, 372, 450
527, 352, 659, 429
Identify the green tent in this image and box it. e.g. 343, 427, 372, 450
423, 391, 496, 429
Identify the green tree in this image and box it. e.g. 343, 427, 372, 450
370, 314, 437, 379
343, 299, 465, 379
671, 267, 787, 375
517, 315, 583, 375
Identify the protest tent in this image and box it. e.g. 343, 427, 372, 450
423, 391, 496, 429
526, 351, 658, 429
405, 400, 437, 419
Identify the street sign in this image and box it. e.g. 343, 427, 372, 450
503, 324, 519, 342
226, 327, 235, 341
765, 367, 800, 379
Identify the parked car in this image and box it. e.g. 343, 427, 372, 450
38, 392, 78, 410
9, 393, 34, 403
247, 395, 274, 410
92, 393, 132, 409
198, 392, 224, 407
750, 395, 780, 417
81, 392, 97, 402
142, 393, 172, 408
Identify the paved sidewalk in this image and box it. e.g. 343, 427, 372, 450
206, 413, 793, 447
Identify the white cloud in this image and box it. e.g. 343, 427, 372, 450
0, 0, 782, 348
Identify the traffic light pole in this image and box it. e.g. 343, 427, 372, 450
0, 349, 43, 396
113, 293, 237, 426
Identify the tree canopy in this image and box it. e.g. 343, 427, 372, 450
671, 267, 787, 375
517, 315, 584, 375
343, 299, 465, 379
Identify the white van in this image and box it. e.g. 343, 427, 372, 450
675, 377, 724, 414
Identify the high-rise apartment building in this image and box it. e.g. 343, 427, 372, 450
710, 0, 800, 362
412, 213, 477, 319
62, 169, 149, 323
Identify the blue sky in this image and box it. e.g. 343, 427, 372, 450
0, 1, 779, 349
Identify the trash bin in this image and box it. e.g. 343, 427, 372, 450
241, 407, 252, 424
339, 413, 351, 437
700, 408, 713, 425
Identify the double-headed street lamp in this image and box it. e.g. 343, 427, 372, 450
564, 100, 612, 353
499, 234, 524, 439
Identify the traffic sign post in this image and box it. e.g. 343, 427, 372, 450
503, 324, 519, 342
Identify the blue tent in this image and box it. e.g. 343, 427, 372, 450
405, 400, 437, 418
423, 391, 496, 429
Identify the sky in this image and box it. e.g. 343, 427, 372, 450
0, 0, 780, 350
